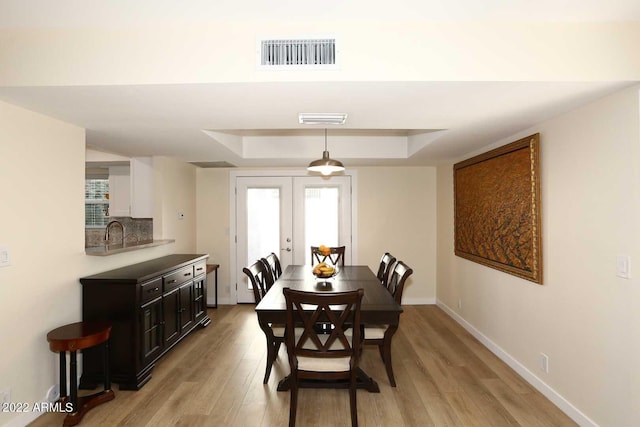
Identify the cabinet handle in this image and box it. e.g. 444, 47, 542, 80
184, 272, 191, 277
147, 287, 160, 293
167, 279, 177, 284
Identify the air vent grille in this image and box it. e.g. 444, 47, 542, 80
260, 38, 337, 67
189, 161, 236, 168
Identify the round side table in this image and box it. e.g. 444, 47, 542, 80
46, 321, 115, 426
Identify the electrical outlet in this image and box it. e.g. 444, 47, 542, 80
540, 353, 549, 373
0, 388, 11, 405
46, 385, 60, 402
457, 299, 462, 309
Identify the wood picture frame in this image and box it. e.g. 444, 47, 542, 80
454, 133, 542, 284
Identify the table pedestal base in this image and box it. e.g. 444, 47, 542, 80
276, 368, 380, 393
60, 389, 115, 426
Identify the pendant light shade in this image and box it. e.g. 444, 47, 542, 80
307, 129, 345, 176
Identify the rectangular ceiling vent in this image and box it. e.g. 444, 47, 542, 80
258, 38, 338, 70
189, 161, 236, 168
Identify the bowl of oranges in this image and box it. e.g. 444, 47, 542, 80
312, 262, 338, 279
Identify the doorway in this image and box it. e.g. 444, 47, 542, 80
231, 172, 355, 303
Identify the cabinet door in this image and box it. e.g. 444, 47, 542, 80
130, 157, 153, 218
163, 287, 180, 347
108, 165, 131, 216
193, 276, 206, 322
179, 282, 194, 333
141, 297, 163, 366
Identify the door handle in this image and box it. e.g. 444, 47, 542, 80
281, 247, 292, 252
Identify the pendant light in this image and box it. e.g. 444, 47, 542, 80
307, 129, 345, 176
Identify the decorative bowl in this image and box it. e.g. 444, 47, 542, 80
312, 264, 339, 279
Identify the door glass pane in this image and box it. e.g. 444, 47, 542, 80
305, 187, 339, 265
247, 188, 280, 287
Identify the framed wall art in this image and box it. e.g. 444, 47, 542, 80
454, 133, 542, 284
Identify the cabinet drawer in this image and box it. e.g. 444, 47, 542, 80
140, 278, 162, 304
193, 261, 207, 277
163, 266, 194, 293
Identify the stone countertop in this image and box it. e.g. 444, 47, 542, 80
85, 239, 175, 256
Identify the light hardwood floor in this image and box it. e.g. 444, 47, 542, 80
30, 305, 576, 426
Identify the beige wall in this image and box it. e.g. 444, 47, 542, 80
0, 101, 198, 426
356, 167, 436, 304
436, 85, 640, 427
195, 166, 437, 304
1, 23, 639, 85
153, 156, 198, 252
196, 168, 231, 304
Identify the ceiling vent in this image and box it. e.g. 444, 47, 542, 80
299, 113, 347, 125
189, 161, 236, 168
258, 38, 338, 69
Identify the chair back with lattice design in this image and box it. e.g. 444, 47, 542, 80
310, 246, 346, 267
376, 252, 396, 289
387, 261, 413, 305
243, 260, 274, 303
283, 288, 363, 371
261, 252, 282, 282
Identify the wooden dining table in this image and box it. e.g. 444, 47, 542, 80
255, 264, 403, 392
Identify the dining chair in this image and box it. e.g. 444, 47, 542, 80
283, 287, 364, 427
261, 252, 282, 282
375, 252, 396, 289
243, 259, 281, 383
364, 261, 413, 387
310, 245, 346, 267
243, 259, 275, 304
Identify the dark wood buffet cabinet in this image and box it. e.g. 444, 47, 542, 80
79, 254, 211, 390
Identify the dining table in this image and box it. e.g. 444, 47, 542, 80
255, 264, 403, 392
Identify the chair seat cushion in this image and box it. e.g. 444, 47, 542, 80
294, 329, 354, 372
270, 324, 285, 337
298, 356, 351, 372
364, 325, 388, 340
271, 324, 306, 338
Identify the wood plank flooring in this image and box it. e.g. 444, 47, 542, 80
29, 305, 576, 426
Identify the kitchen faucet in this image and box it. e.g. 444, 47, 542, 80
104, 220, 125, 245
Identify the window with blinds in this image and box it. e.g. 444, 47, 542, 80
85, 178, 110, 228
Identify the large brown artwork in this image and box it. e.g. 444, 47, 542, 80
454, 134, 542, 284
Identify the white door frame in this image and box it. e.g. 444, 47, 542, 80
229, 169, 358, 304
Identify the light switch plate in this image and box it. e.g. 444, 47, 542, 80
616, 255, 631, 279
0, 246, 10, 267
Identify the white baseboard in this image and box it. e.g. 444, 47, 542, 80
3, 388, 60, 427
437, 299, 598, 427
5, 409, 44, 427
402, 297, 436, 305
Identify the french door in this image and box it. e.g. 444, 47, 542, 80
234, 174, 352, 303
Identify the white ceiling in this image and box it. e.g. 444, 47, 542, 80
0, 1, 638, 167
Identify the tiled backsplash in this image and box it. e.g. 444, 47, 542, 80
85, 217, 153, 247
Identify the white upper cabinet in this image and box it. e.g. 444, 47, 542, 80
106, 157, 153, 218
108, 165, 131, 217
130, 157, 154, 218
